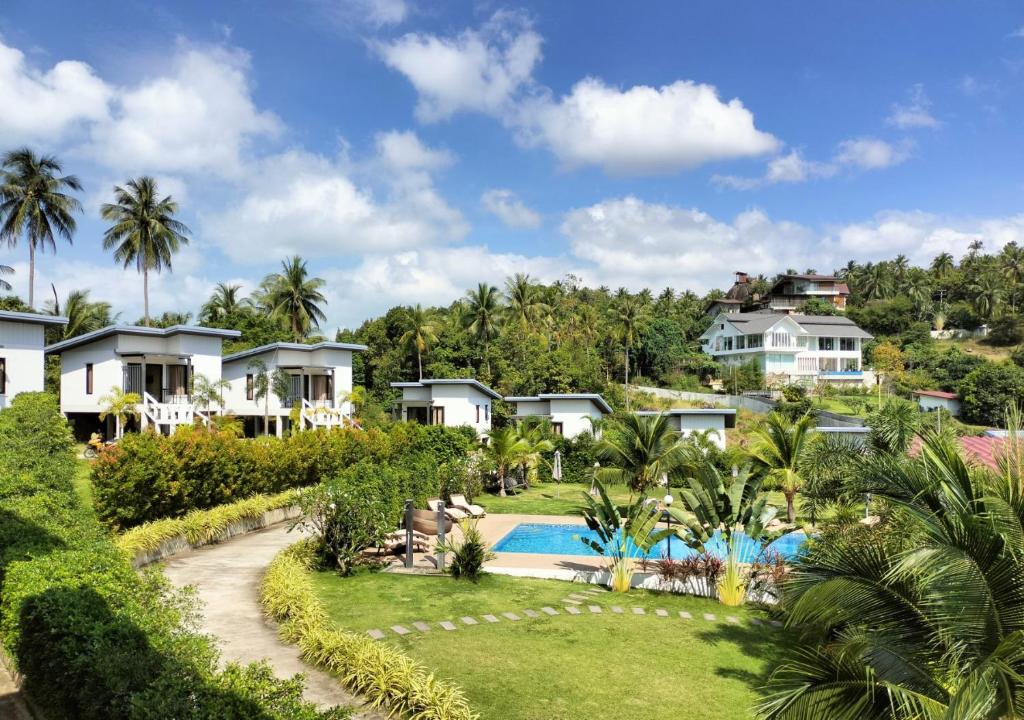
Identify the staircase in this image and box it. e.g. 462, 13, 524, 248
142, 392, 208, 433
300, 398, 352, 431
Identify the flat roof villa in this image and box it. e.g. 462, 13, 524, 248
221, 341, 368, 436
505, 393, 612, 438
634, 408, 737, 449
0, 310, 68, 409
46, 324, 240, 438
700, 311, 874, 387
391, 379, 500, 435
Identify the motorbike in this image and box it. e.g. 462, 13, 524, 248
83, 437, 116, 459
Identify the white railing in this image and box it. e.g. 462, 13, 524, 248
300, 398, 351, 430
142, 391, 198, 432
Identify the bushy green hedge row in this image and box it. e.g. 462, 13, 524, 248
0, 393, 348, 719
93, 423, 477, 529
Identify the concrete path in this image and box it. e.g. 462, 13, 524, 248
0, 665, 33, 720
161, 523, 383, 718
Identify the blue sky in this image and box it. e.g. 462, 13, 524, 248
2, 0, 1024, 330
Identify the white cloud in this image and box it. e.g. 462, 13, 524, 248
0, 40, 112, 144
375, 130, 453, 171
1010, 25, 1024, 38
886, 84, 940, 129
518, 78, 779, 175
376, 10, 542, 122
833, 137, 911, 169
480, 188, 541, 229
86, 44, 282, 177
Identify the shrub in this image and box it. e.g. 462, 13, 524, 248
440, 519, 495, 581
988, 315, 1024, 346
958, 362, 1024, 427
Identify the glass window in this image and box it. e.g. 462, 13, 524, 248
736, 336, 746, 349
551, 422, 564, 436
0, 357, 5, 394
246, 374, 254, 400
86, 363, 94, 395
818, 337, 835, 351
840, 337, 856, 351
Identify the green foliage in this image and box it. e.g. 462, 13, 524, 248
748, 413, 815, 523
722, 358, 764, 394
439, 519, 496, 581
988, 314, 1024, 346
958, 361, 1024, 426
596, 413, 687, 494
865, 397, 920, 454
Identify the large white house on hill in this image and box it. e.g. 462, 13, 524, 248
391, 379, 500, 435
699, 312, 874, 386
0, 310, 68, 409
221, 341, 367, 436
46, 324, 240, 438
505, 393, 611, 438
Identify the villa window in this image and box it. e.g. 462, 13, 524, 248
840, 337, 856, 351
431, 406, 445, 425
820, 358, 839, 372
86, 363, 94, 395
476, 404, 480, 423
246, 374, 254, 401
723, 337, 733, 351
736, 336, 746, 350
842, 358, 860, 371
485, 404, 489, 421
747, 334, 763, 348
818, 337, 835, 351
0, 358, 5, 394
551, 422, 564, 436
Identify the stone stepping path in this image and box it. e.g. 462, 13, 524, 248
588, 605, 602, 613
367, 629, 385, 639
413, 622, 431, 632
482, 614, 499, 623
523, 609, 539, 618
541, 607, 559, 616
439, 621, 457, 631
566, 606, 581, 615
461, 616, 478, 626
679, 611, 692, 620
655, 609, 668, 617
390, 625, 411, 636
502, 612, 521, 621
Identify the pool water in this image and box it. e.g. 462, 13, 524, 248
492, 522, 807, 563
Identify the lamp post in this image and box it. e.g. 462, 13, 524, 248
663, 493, 674, 559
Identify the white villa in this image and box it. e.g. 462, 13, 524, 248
0, 310, 68, 409
700, 312, 874, 386
46, 324, 240, 438
505, 393, 611, 438
913, 389, 961, 417
635, 408, 737, 449
221, 341, 367, 436
391, 379, 500, 435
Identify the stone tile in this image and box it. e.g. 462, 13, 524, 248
611, 606, 624, 613
566, 606, 582, 615
703, 613, 716, 621
390, 625, 410, 636
655, 609, 668, 617
726, 616, 740, 624
523, 609, 539, 618
412, 622, 431, 632
460, 616, 478, 626
632, 607, 645, 615
568, 593, 589, 600
770, 620, 784, 628
502, 612, 521, 621
367, 629, 385, 639
749, 618, 763, 626
439, 621, 457, 631
679, 611, 692, 620
582, 588, 602, 595
541, 607, 559, 615
482, 614, 499, 623
563, 598, 582, 605
588, 605, 602, 613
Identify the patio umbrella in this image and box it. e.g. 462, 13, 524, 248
552, 450, 562, 497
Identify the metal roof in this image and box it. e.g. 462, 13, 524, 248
223, 341, 368, 364
913, 389, 959, 400
390, 378, 502, 400
0, 309, 68, 326
45, 324, 241, 354
634, 408, 737, 428
704, 311, 874, 339
506, 393, 613, 414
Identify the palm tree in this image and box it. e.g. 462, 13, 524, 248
969, 274, 1003, 321
101, 177, 190, 326
858, 262, 893, 300
759, 429, 1024, 719
399, 304, 438, 380
44, 288, 113, 340
98, 386, 141, 438
1001, 242, 1024, 311
247, 358, 271, 435
259, 256, 327, 342
866, 398, 919, 455
462, 282, 503, 375
504, 273, 549, 332
931, 251, 955, 279
514, 419, 555, 485
748, 412, 814, 523
903, 274, 933, 319
0, 148, 82, 308
200, 282, 248, 323
484, 426, 529, 497
596, 413, 686, 495
0, 264, 12, 291
611, 294, 650, 410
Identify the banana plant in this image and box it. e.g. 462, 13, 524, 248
576, 479, 675, 592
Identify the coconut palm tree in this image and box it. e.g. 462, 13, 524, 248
611, 294, 650, 410
462, 282, 503, 375
931, 251, 955, 279
98, 386, 141, 438
399, 304, 439, 380
0, 148, 83, 308
969, 274, 1003, 321
0, 263, 12, 291
1001, 242, 1024, 311
260, 256, 327, 341
759, 429, 1024, 719
44, 288, 114, 340
101, 177, 190, 326
484, 426, 530, 497
200, 282, 248, 323
858, 262, 894, 300
748, 412, 814, 524
514, 418, 555, 485
596, 413, 686, 496
247, 358, 271, 435
504, 272, 549, 332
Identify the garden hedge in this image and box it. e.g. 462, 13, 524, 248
0, 393, 347, 719
93, 422, 476, 529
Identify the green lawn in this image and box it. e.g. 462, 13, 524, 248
477, 482, 637, 516
312, 571, 788, 720
73, 458, 94, 510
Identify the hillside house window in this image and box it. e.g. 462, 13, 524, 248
476, 404, 480, 423
736, 336, 746, 349
246, 374, 254, 400
485, 404, 489, 421
842, 358, 860, 371
86, 363, 94, 395
747, 334, 763, 348
431, 406, 445, 425
723, 337, 733, 351
0, 358, 5, 394
818, 337, 835, 351
820, 358, 838, 372
840, 337, 856, 351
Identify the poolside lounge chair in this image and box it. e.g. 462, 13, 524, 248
382, 529, 431, 554
410, 508, 453, 536
427, 498, 469, 522
449, 494, 485, 518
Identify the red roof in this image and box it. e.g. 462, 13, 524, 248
913, 390, 959, 400
909, 435, 1005, 471
835, 282, 850, 294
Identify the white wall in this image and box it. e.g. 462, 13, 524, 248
429, 384, 492, 434
666, 413, 728, 449
548, 398, 604, 439
222, 347, 356, 418
0, 320, 47, 409
917, 395, 961, 416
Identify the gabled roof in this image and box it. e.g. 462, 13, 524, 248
505, 393, 613, 414
46, 324, 241, 354
0, 310, 68, 326
701, 311, 873, 340
391, 378, 502, 400
223, 341, 368, 364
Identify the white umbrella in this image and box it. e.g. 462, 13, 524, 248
552, 450, 562, 481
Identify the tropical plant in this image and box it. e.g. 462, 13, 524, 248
200, 282, 249, 323
611, 294, 651, 409
969, 273, 1003, 321
748, 412, 814, 524
101, 176, 190, 326
483, 425, 529, 497
259, 256, 327, 341
596, 413, 686, 495
0, 263, 11, 291
865, 397, 919, 455
462, 282, 503, 374
191, 372, 231, 413
398, 303, 438, 380
247, 358, 271, 435
577, 479, 675, 592
930, 251, 955, 279
438, 519, 495, 581
504, 272, 550, 332
0, 148, 82, 307
98, 386, 142, 438
44, 287, 114, 340
514, 418, 555, 484
759, 427, 1024, 719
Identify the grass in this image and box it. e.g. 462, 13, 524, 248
935, 337, 1014, 362
73, 459, 94, 509
478, 482, 635, 516
312, 571, 790, 720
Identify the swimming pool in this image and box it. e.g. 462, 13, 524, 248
492, 522, 807, 563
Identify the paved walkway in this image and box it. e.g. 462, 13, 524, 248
0, 665, 33, 720
161, 524, 384, 718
